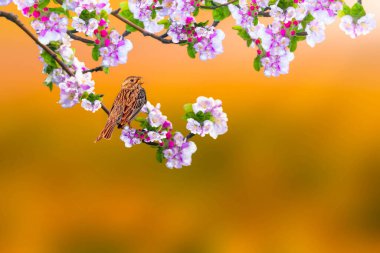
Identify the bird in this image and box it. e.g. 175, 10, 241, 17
95, 76, 146, 142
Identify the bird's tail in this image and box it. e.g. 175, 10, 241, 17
95, 119, 116, 143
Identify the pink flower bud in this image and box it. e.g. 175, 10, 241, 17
163, 121, 171, 128
22, 7, 30, 15
168, 141, 175, 148
98, 19, 107, 27
166, 132, 172, 139
100, 30, 108, 38
284, 21, 292, 28
280, 29, 286, 37
41, 16, 49, 22
33, 11, 40, 18
94, 29, 99, 35
43, 7, 48, 12
95, 39, 100, 45
266, 52, 271, 57
257, 49, 262, 55
290, 30, 296, 36
33, 4, 38, 8
104, 39, 110, 47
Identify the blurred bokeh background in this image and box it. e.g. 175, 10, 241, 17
1, 1, 380, 252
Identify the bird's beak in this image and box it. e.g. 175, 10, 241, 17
139, 77, 144, 85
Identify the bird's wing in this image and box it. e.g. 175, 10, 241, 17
110, 89, 129, 123
120, 87, 147, 126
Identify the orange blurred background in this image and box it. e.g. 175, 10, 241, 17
1, 1, 380, 252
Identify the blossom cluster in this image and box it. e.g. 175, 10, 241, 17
229, 0, 376, 77
124, 0, 226, 60
185, 96, 228, 139
65, 0, 133, 68
20, 1, 104, 112
339, 13, 376, 39
120, 97, 227, 168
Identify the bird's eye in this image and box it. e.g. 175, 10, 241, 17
130, 79, 135, 82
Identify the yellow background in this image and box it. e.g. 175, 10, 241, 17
1, 1, 380, 252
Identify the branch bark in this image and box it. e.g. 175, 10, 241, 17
111, 9, 174, 44
67, 30, 95, 44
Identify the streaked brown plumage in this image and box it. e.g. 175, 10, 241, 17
95, 76, 146, 142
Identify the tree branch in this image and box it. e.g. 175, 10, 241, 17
0, 10, 110, 116
67, 30, 95, 44
111, 9, 174, 44
83, 66, 103, 73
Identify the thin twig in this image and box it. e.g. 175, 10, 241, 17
111, 9, 174, 44
0, 10, 110, 116
67, 30, 95, 44
83, 66, 103, 73
122, 30, 131, 37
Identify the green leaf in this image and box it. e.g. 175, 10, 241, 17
301, 13, 314, 28
193, 7, 200, 16
120, 9, 144, 32
339, 3, 351, 17
253, 16, 258, 26
183, 103, 193, 113
41, 51, 57, 68
187, 44, 196, 59
49, 7, 67, 15
135, 117, 146, 123
92, 46, 100, 61
350, 2, 366, 20
157, 19, 171, 29
185, 112, 196, 120
253, 56, 261, 72
100, 10, 109, 20
81, 91, 89, 100
86, 93, 103, 102
156, 148, 164, 163
120, 1, 129, 11
232, 26, 251, 42
103, 67, 110, 74
79, 9, 96, 22
38, 0, 50, 9
151, 9, 157, 19
212, 6, 230, 21
289, 37, 298, 52
44, 80, 53, 91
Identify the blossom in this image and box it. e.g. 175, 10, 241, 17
81, 99, 102, 112
339, 14, 376, 39
261, 50, 295, 77
194, 27, 225, 61
13, 0, 34, 12
36, 12, 68, 45
192, 96, 215, 113
306, 19, 326, 47
120, 126, 142, 148
147, 131, 166, 142
99, 30, 133, 67
0, 0, 12, 6
65, 0, 112, 15
187, 96, 228, 139
163, 132, 197, 169
304, 0, 342, 25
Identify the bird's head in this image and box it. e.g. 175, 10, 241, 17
122, 76, 144, 88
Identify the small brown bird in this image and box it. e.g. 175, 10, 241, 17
96, 76, 146, 142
